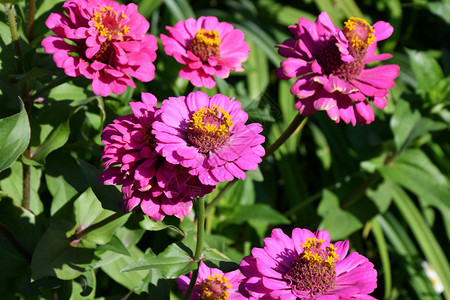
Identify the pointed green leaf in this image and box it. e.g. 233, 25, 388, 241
0, 101, 30, 172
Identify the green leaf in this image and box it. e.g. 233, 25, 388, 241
164, 0, 194, 21
138, 0, 164, 18
390, 98, 421, 152
0, 101, 30, 173
378, 213, 442, 299
31, 220, 95, 280
317, 189, 363, 240
31, 119, 70, 164
246, 40, 269, 103
391, 185, 450, 300
102, 246, 155, 292
202, 248, 232, 265
74, 188, 129, 246
139, 214, 185, 237
379, 149, 450, 214
96, 235, 130, 256
226, 204, 290, 225
371, 218, 392, 299
78, 159, 124, 212
121, 242, 196, 279
0, 161, 43, 215
406, 49, 444, 96
428, 2, 450, 24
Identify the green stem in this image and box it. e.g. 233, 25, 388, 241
26, 0, 36, 41
183, 82, 195, 96
182, 197, 206, 300
264, 113, 307, 159
341, 173, 381, 209
7, 3, 33, 210
71, 211, 125, 241
205, 113, 308, 212
32, 75, 72, 100
6, 3, 22, 61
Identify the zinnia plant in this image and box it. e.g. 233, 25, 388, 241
177, 261, 247, 299
239, 228, 378, 299
41, 0, 157, 96
160, 16, 250, 88
276, 12, 400, 125
99, 93, 213, 221
153, 91, 265, 186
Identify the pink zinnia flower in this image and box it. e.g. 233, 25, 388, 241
276, 12, 400, 125
99, 93, 213, 221
152, 91, 265, 186
42, 0, 157, 96
160, 16, 249, 88
177, 261, 247, 299
239, 228, 377, 299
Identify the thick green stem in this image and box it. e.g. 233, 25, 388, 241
182, 197, 206, 300
7, 3, 32, 210
71, 211, 125, 241
26, 0, 36, 41
264, 113, 307, 159
6, 4, 22, 60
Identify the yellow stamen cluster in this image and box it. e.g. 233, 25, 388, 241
343, 17, 375, 50
194, 29, 221, 48
189, 105, 233, 136
91, 6, 130, 40
301, 238, 340, 266
199, 274, 232, 300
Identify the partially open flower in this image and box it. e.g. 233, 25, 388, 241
177, 261, 247, 299
42, 0, 157, 96
276, 12, 399, 125
99, 93, 213, 221
160, 16, 249, 88
240, 228, 378, 299
153, 91, 265, 186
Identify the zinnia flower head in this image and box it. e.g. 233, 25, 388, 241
42, 0, 157, 96
160, 16, 250, 88
176, 261, 247, 299
276, 12, 400, 125
99, 93, 213, 221
239, 228, 377, 299
153, 91, 265, 186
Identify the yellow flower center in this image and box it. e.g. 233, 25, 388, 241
199, 273, 232, 300
285, 238, 339, 295
187, 105, 233, 153
189, 29, 221, 62
91, 6, 130, 40
343, 17, 375, 50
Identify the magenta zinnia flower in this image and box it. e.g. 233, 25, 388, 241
276, 12, 400, 125
42, 0, 157, 96
99, 93, 213, 221
177, 261, 247, 299
160, 16, 249, 88
239, 228, 377, 299
153, 91, 265, 186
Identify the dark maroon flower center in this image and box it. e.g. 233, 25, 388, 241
187, 105, 232, 154
285, 238, 339, 296
188, 29, 221, 62
198, 274, 232, 300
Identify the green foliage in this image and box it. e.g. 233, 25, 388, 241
0, 0, 449, 299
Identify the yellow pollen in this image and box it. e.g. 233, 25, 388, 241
199, 274, 232, 300
301, 238, 339, 267
194, 29, 221, 47
189, 105, 232, 136
91, 6, 130, 40
343, 17, 375, 50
